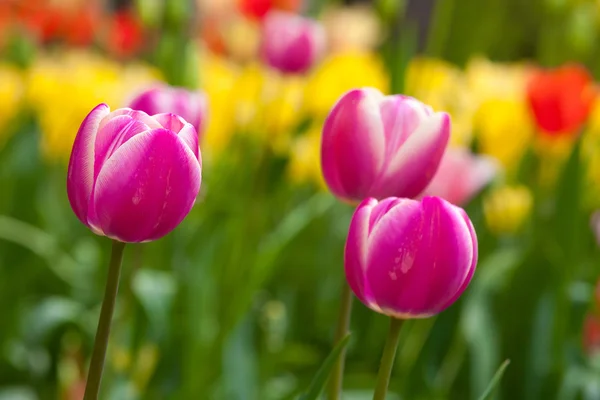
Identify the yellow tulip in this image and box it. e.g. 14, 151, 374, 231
474, 98, 533, 171
304, 51, 388, 119
483, 184, 533, 235
405, 57, 474, 146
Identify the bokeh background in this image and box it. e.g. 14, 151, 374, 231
2, 0, 600, 399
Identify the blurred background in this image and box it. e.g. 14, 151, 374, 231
2, 0, 600, 399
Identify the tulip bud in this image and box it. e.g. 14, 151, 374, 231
67, 104, 202, 243
260, 11, 326, 74
321, 88, 450, 203
128, 85, 208, 137
345, 196, 477, 318
421, 147, 498, 206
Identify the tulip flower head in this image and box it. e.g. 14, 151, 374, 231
261, 11, 326, 74
583, 313, 600, 357
345, 197, 477, 318
128, 86, 208, 138
67, 104, 202, 243
421, 147, 498, 206
526, 64, 596, 137
321, 88, 450, 203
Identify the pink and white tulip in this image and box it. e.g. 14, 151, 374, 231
128, 86, 208, 137
421, 147, 498, 206
261, 11, 326, 74
321, 88, 450, 203
345, 196, 477, 318
67, 104, 202, 243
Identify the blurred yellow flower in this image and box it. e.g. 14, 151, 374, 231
0, 64, 24, 147
483, 184, 533, 235
405, 57, 474, 146
287, 123, 326, 190
465, 57, 533, 101
474, 98, 533, 171
200, 52, 240, 157
304, 51, 388, 118
27, 50, 162, 162
582, 100, 600, 208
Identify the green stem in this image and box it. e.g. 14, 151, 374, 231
373, 317, 404, 400
84, 240, 126, 400
327, 281, 354, 400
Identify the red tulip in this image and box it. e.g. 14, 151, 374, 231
104, 10, 144, 58
583, 313, 600, 356
526, 64, 596, 137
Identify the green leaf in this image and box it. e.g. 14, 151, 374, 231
299, 334, 351, 400
132, 269, 177, 340
477, 359, 510, 400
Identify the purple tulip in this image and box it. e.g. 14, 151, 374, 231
345, 196, 477, 318
261, 11, 326, 74
321, 88, 450, 203
67, 104, 202, 243
128, 86, 208, 137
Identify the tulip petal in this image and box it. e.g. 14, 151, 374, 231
362, 199, 424, 316
94, 115, 152, 179
153, 113, 200, 158
439, 208, 477, 310
321, 88, 386, 200
369, 112, 450, 199
67, 103, 110, 225
378, 96, 433, 161
345, 198, 377, 306
364, 197, 473, 317
90, 128, 201, 242
98, 108, 162, 132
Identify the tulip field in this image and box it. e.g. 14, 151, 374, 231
3, 0, 600, 399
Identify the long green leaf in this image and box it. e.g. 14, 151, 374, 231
477, 359, 510, 400
299, 334, 351, 400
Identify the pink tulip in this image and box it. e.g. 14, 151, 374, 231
345, 196, 477, 318
261, 11, 326, 74
321, 88, 450, 203
128, 86, 208, 137
421, 147, 498, 206
67, 104, 202, 243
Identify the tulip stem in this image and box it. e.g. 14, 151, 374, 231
373, 317, 404, 400
328, 281, 354, 400
84, 240, 126, 400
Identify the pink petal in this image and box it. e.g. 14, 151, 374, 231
369, 112, 450, 199
90, 128, 202, 242
321, 88, 386, 201
153, 113, 200, 158
67, 103, 110, 225
345, 198, 378, 306
98, 108, 162, 132
94, 115, 152, 179
422, 148, 498, 206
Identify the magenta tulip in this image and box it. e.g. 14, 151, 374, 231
321, 88, 451, 203
67, 104, 202, 243
421, 147, 498, 206
261, 11, 326, 74
128, 86, 208, 136
345, 196, 477, 318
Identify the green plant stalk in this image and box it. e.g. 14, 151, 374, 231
84, 240, 126, 400
373, 317, 404, 400
327, 281, 354, 400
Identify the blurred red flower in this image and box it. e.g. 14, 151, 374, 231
104, 10, 144, 58
583, 313, 600, 356
238, 0, 301, 19
526, 64, 596, 137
